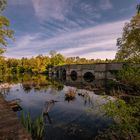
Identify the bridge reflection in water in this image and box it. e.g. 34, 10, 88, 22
49, 63, 135, 93
49, 74, 110, 93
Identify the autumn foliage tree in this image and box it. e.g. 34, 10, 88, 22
115, 4, 140, 62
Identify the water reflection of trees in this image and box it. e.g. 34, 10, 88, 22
0, 74, 64, 93
22, 75, 64, 92
49, 80, 64, 91
21, 75, 51, 93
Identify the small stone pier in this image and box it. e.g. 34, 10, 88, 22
0, 95, 32, 140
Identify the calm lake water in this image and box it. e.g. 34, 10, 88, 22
0, 75, 114, 140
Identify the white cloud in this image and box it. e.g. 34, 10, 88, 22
80, 3, 101, 19
80, 51, 116, 60
59, 39, 116, 55
31, 0, 68, 20
5, 19, 127, 59
38, 19, 126, 47
99, 0, 113, 10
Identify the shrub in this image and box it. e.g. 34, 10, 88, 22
99, 98, 140, 139
116, 65, 140, 88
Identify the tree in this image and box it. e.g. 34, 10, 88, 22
115, 4, 140, 62
50, 53, 65, 66
0, 0, 14, 48
0, 16, 14, 47
0, 47, 5, 55
0, 0, 14, 75
136, 4, 140, 14
0, 47, 5, 62
0, 0, 7, 12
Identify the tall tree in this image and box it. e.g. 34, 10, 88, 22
115, 4, 140, 62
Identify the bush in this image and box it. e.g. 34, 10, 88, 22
99, 98, 140, 140
116, 65, 140, 88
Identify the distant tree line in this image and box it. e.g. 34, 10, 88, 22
0, 52, 65, 75
0, 51, 116, 75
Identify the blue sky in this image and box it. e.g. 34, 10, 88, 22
3, 0, 140, 59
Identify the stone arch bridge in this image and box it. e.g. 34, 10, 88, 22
49, 63, 129, 81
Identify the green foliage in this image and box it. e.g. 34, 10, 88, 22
65, 57, 113, 64
50, 80, 64, 91
0, 0, 15, 77
0, 40, 6, 61
101, 99, 140, 139
21, 111, 45, 139
115, 4, 140, 62
50, 53, 65, 66
116, 65, 140, 88
0, 55, 50, 75
136, 4, 140, 14
18, 66, 25, 73
0, 52, 66, 75
0, 16, 14, 47
0, 52, 117, 76
0, 48, 5, 55
0, 0, 14, 66
11, 67, 17, 74
0, 0, 7, 12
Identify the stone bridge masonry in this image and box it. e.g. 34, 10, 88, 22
49, 63, 140, 81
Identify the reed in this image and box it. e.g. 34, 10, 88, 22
21, 111, 45, 139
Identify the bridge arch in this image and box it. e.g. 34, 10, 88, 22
62, 69, 66, 80
83, 72, 95, 82
70, 71, 77, 81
